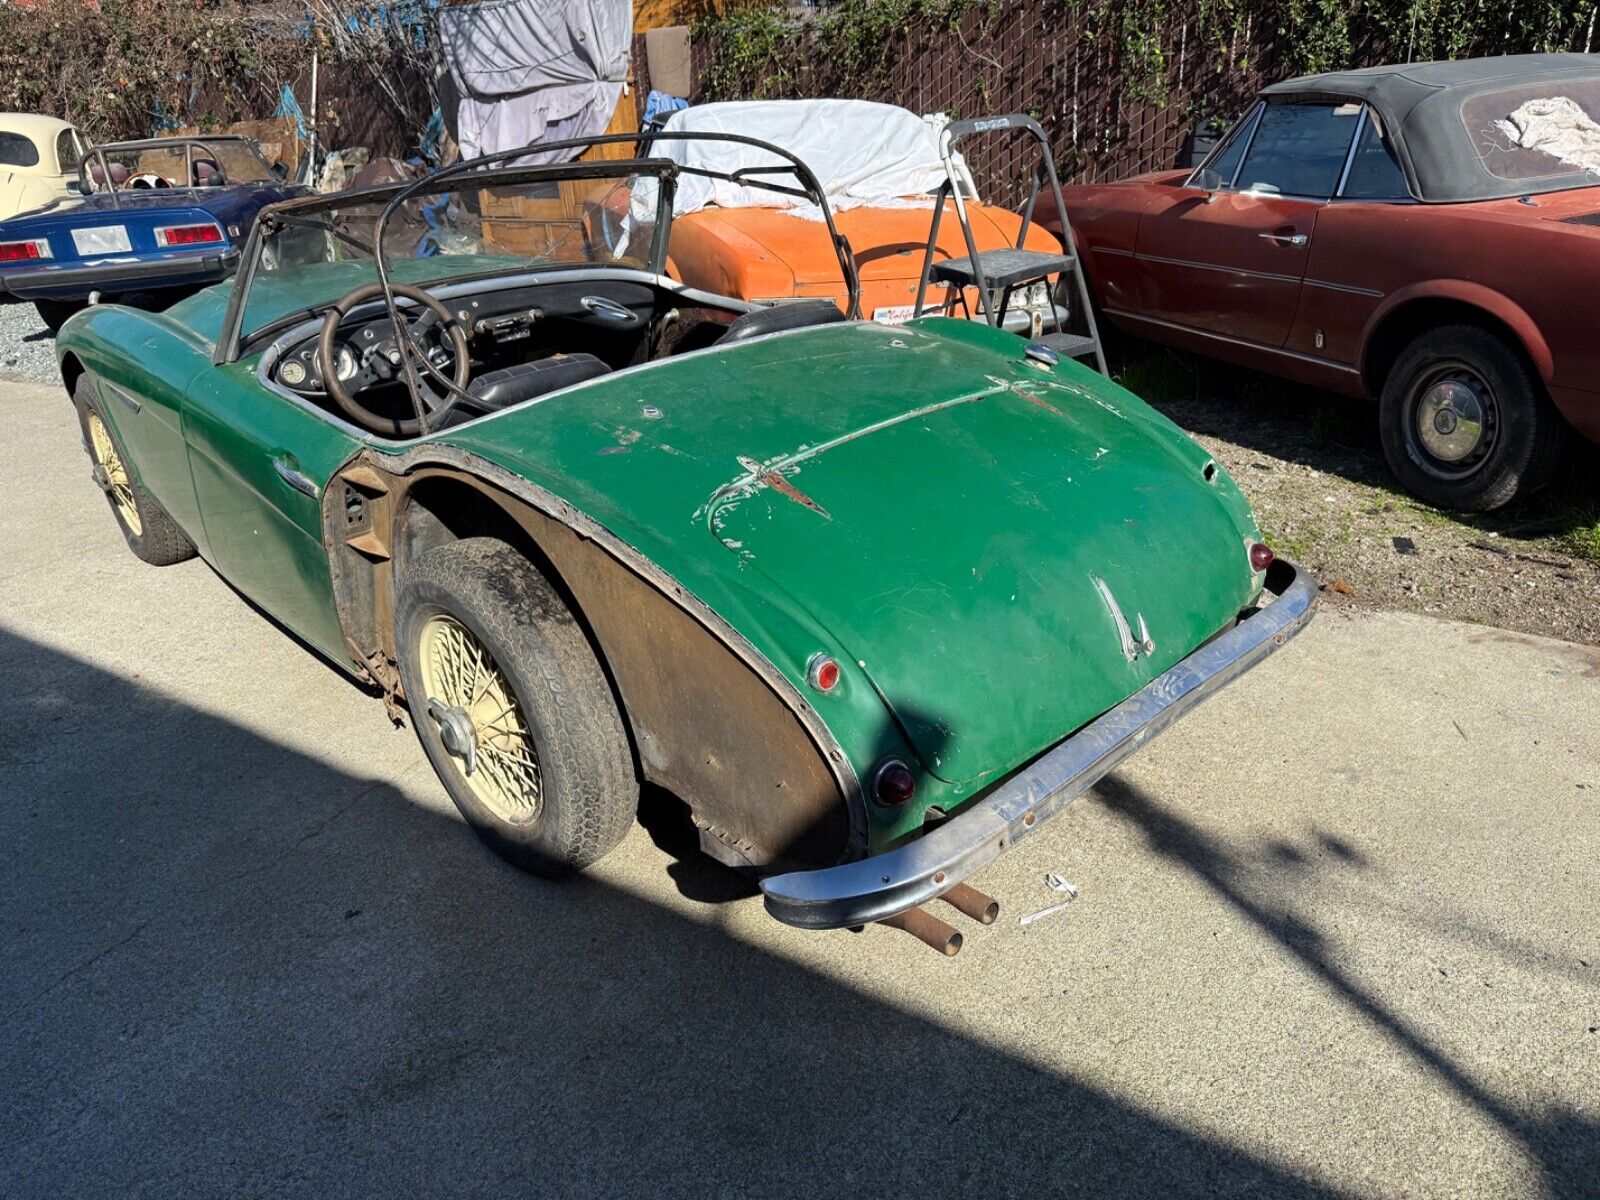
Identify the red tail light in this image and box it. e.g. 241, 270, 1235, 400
806, 653, 841, 693
1249, 542, 1275, 572
0, 238, 51, 262
154, 223, 224, 247
873, 759, 916, 807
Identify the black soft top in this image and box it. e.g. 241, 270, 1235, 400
1261, 53, 1600, 202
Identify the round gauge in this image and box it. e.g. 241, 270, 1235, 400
280, 359, 307, 387
335, 345, 358, 382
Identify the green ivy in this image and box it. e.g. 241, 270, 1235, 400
697, 0, 1600, 113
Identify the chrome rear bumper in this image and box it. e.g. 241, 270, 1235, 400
761, 559, 1316, 929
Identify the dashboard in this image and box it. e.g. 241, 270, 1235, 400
272, 277, 660, 397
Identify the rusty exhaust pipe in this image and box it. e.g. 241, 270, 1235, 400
879, 906, 963, 956
937, 881, 999, 925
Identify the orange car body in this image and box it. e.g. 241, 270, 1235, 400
666, 201, 1063, 322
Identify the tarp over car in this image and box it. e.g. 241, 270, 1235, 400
438, 0, 630, 164
634, 99, 970, 222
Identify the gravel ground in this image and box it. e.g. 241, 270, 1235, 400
0, 300, 61, 385
1116, 341, 1600, 647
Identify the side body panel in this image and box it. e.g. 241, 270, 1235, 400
1296, 192, 1600, 442
58, 306, 212, 550
184, 360, 357, 661
1063, 169, 1600, 438
1133, 188, 1320, 346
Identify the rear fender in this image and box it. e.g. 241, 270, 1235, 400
1361, 280, 1553, 385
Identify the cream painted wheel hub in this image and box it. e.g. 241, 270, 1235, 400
87, 410, 141, 536
418, 613, 542, 825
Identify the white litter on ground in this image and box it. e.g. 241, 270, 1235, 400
1495, 95, 1600, 174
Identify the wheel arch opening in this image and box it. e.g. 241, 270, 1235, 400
390, 474, 639, 764
59, 352, 84, 399
355, 465, 859, 872
1362, 297, 1541, 398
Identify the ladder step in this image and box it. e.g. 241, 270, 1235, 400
930, 247, 1074, 291
1032, 332, 1100, 360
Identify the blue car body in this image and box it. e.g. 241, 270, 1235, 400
0, 137, 305, 307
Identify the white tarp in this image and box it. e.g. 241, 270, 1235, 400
439, 0, 631, 163
1496, 95, 1600, 175
631, 99, 967, 223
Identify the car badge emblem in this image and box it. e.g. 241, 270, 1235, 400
1092, 576, 1155, 662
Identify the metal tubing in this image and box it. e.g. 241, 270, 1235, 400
879, 907, 963, 956
937, 882, 999, 925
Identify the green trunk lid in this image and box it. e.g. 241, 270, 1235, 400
700, 352, 1257, 786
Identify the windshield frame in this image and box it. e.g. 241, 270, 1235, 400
78, 135, 274, 195
216, 130, 861, 389
369, 130, 859, 431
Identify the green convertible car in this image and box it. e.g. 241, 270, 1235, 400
58, 131, 1314, 951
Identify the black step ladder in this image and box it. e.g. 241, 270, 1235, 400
913, 114, 1106, 375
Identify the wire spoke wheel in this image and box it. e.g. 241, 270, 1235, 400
418, 612, 542, 825
87, 411, 142, 536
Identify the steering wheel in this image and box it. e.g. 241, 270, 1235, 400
319, 282, 470, 437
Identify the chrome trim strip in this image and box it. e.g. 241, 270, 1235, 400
103, 381, 142, 413
1303, 278, 1384, 298
761, 560, 1317, 929
1228, 103, 1265, 188
1333, 104, 1370, 199
1109, 310, 1364, 375
273, 457, 319, 499
1139, 253, 1303, 285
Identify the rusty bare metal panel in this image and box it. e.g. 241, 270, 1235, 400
327, 460, 860, 872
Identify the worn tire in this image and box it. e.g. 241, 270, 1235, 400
395, 537, 637, 877
73, 374, 197, 566
35, 298, 85, 333
1378, 324, 1568, 512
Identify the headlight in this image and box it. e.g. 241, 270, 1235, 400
1020, 281, 1050, 310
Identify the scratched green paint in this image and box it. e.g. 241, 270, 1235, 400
60, 290, 1262, 850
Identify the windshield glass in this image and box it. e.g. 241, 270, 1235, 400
243, 168, 659, 343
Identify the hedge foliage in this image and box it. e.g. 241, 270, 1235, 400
696, 0, 1600, 107
0, 1, 315, 140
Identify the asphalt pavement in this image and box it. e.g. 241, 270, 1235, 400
2, 377, 1596, 1198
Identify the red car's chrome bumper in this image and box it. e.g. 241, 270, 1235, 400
761, 559, 1317, 930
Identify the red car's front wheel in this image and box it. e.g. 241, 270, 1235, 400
1378, 324, 1568, 512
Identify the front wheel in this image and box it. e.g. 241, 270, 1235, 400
74, 374, 196, 565
1378, 325, 1567, 512
394, 537, 637, 876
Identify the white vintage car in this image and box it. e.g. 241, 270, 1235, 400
0, 113, 90, 221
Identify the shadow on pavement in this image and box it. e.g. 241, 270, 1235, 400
1096, 775, 1600, 1200
0, 624, 1357, 1198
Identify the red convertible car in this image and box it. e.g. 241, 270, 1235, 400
1056, 54, 1600, 510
